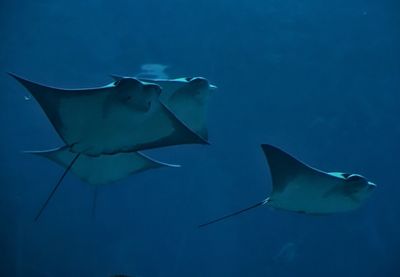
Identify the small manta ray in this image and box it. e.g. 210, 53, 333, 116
9, 73, 211, 220
199, 144, 376, 227
26, 146, 180, 185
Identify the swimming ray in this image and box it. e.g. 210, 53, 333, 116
10, 73, 207, 157
27, 147, 180, 220
26, 147, 179, 185
199, 144, 376, 227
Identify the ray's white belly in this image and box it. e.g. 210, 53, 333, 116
268, 176, 361, 214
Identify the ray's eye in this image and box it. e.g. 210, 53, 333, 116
114, 79, 122, 86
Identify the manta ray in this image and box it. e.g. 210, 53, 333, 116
26, 146, 180, 185
199, 144, 376, 227
10, 73, 207, 156
10, 73, 212, 220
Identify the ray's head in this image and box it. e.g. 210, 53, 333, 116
168, 77, 217, 103
114, 77, 161, 112
342, 173, 376, 200
185, 77, 217, 92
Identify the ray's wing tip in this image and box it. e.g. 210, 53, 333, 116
196, 131, 210, 145
7, 71, 22, 81
7, 72, 39, 90
21, 150, 47, 157
21, 147, 64, 156
260, 143, 274, 148
260, 143, 277, 153
21, 149, 44, 154
160, 162, 181, 168
7, 72, 33, 87
203, 139, 211, 146
261, 143, 286, 153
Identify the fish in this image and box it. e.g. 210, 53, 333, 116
10, 73, 206, 157
199, 144, 376, 227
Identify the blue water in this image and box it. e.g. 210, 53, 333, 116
1, 0, 399, 276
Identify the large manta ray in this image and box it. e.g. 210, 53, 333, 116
199, 144, 376, 227
10, 73, 214, 220
10, 73, 207, 156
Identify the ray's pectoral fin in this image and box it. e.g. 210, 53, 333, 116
9, 73, 65, 130
261, 144, 315, 193
198, 199, 269, 228
8, 72, 59, 101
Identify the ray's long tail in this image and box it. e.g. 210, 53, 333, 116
198, 198, 269, 228
35, 153, 81, 221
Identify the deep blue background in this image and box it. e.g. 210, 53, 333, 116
1, 0, 399, 276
